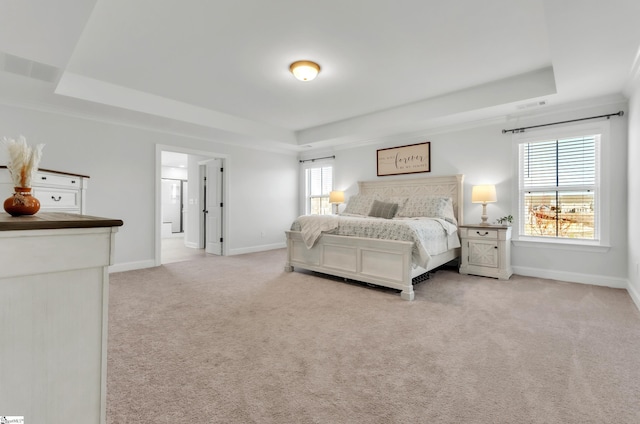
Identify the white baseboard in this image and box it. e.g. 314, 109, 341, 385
109, 259, 156, 273
108, 244, 285, 272
627, 280, 640, 311
184, 241, 199, 249
228, 242, 286, 256
512, 265, 628, 289
162, 232, 185, 239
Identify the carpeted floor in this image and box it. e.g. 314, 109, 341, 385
161, 236, 208, 264
107, 249, 640, 424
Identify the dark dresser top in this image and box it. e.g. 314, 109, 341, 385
0, 212, 123, 231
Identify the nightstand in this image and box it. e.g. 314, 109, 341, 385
459, 224, 512, 280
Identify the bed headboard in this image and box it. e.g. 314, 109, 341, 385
357, 174, 465, 225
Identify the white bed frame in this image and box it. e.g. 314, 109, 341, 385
284, 174, 464, 300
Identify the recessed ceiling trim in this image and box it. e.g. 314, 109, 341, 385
296, 67, 558, 146
54, 71, 297, 145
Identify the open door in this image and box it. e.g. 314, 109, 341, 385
204, 158, 223, 255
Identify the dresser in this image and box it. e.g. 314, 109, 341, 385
459, 224, 513, 280
0, 213, 123, 424
0, 167, 89, 214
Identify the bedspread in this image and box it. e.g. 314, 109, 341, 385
290, 215, 460, 268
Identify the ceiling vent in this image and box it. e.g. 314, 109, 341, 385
1, 52, 61, 83
516, 100, 548, 110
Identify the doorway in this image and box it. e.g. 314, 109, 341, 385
156, 145, 229, 266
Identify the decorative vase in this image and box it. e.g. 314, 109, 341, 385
3, 187, 41, 216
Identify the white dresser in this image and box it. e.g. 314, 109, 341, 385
0, 167, 88, 214
0, 213, 123, 424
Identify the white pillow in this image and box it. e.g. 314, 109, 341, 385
397, 196, 457, 224
342, 194, 380, 216
441, 197, 458, 225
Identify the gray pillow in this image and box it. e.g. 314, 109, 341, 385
368, 200, 399, 219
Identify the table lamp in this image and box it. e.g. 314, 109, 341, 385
329, 191, 345, 215
471, 185, 497, 226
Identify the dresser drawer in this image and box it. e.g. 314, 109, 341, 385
464, 228, 498, 240
33, 188, 79, 209
34, 172, 82, 189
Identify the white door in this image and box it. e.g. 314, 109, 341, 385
205, 159, 223, 255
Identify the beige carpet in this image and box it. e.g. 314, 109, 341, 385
161, 236, 208, 264
107, 249, 640, 424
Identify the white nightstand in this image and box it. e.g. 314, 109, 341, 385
459, 224, 512, 280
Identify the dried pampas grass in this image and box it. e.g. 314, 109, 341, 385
3, 136, 45, 188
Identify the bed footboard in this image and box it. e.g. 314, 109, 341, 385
285, 230, 416, 300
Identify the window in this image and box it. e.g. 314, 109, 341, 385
517, 125, 604, 244
304, 165, 333, 215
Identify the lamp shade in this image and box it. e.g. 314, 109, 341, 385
329, 191, 345, 204
290, 60, 321, 81
471, 185, 497, 203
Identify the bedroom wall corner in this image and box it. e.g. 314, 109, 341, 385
626, 73, 640, 311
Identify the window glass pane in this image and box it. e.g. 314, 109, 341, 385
524, 191, 594, 239
309, 197, 331, 215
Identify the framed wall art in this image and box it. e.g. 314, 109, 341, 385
376, 142, 431, 176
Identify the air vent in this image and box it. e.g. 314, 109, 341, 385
516, 100, 548, 110
1, 52, 60, 83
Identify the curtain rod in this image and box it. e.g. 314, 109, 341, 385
299, 155, 335, 163
502, 111, 624, 134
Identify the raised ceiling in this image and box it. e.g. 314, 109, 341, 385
0, 0, 639, 152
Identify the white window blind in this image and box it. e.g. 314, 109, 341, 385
305, 165, 333, 215
519, 135, 599, 240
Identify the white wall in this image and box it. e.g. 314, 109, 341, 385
628, 82, 640, 307
332, 98, 629, 288
0, 104, 299, 270
0, 97, 630, 287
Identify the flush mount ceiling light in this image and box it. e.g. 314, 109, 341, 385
289, 60, 320, 82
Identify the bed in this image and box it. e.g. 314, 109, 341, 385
284, 174, 464, 300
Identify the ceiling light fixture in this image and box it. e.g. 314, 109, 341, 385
289, 60, 320, 82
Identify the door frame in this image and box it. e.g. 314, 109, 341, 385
155, 144, 230, 266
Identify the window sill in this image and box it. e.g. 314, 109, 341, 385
512, 238, 611, 253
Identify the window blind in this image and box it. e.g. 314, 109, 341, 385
522, 136, 596, 189
308, 166, 333, 196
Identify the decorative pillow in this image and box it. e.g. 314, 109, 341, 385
342, 194, 380, 216
382, 196, 409, 210
368, 200, 399, 219
397, 196, 457, 224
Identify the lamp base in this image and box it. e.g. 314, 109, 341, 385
479, 203, 490, 226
